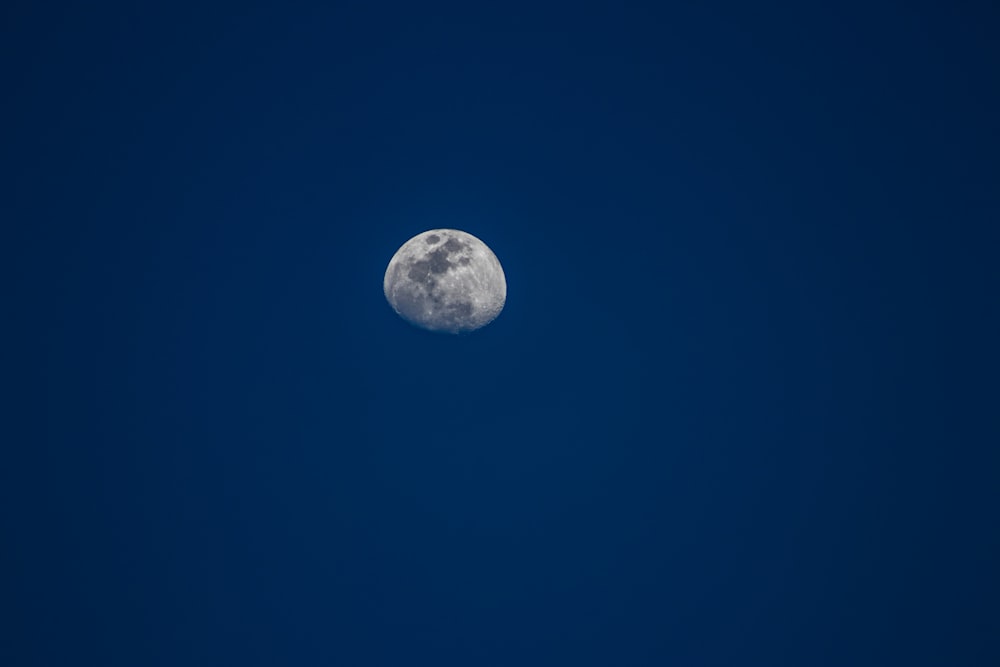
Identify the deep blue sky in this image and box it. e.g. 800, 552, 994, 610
4, 1, 999, 665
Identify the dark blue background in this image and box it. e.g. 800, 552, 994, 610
4, 1, 998, 664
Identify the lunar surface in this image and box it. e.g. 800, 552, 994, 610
383, 229, 506, 333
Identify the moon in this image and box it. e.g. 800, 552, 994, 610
383, 229, 506, 333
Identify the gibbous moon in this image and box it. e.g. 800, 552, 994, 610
383, 229, 506, 333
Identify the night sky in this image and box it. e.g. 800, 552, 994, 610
5, 1, 999, 665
